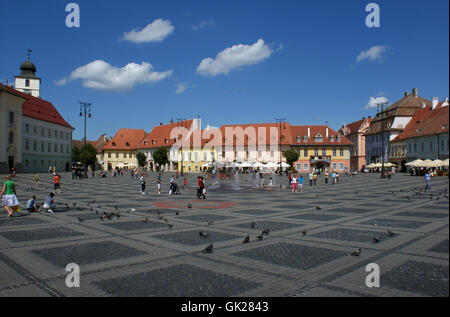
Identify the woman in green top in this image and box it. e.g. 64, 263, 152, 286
1, 175, 19, 218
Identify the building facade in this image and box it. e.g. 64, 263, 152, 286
290, 126, 352, 173
365, 88, 432, 164
102, 129, 146, 171
339, 117, 372, 172
0, 84, 26, 174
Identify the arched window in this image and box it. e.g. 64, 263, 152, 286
25, 79, 30, 87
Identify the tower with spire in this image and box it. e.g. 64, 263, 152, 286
14, 49, 41, 98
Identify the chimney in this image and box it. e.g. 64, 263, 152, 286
421, 102, 426, 108
404, 91, 409, 97
170, 119, 174, 124
160, 122, 163, 126
432, 97, 439, 110
368, 115, 371, 119
412, 88, 418, 97
326, 128, 329, 137
307, 128, 310, 138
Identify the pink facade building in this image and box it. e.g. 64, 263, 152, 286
339, 117, 372, 172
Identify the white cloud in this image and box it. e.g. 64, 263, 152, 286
193, 20, 215, 31
121, 19, 174, 43
365, 96, 389, 110
56, 60, 172, 92
175, 82, 195, 94
196, 39, 273, 76
356, 45, 388, 63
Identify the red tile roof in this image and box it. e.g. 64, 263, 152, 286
138, 120, 194, 149
290, 125, 352, 146
0, 83, 73, 129
393, 103, 449, 141
341, 118, 373, 135
103, 129, 147, 150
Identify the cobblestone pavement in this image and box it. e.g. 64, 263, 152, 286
0, 171, 448, 297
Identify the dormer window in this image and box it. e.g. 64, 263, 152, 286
330, 135, 335, 142
296, 136, 301, 143
337, 136, 342, 142
443, 124, 448, 129
25, 79, 30, 87
125, 142, 130, 147
112, 142, 116, 147
416, 129, 422, 133
314, 133, 323, 143
152, 140, 156, 145
303, 136, 308, 142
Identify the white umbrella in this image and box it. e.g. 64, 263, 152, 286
281, 162, 290, 168
442, 159, 449, 167
253, 162, 265, 168
265, 162, 278, 168
433, 159, 444, 167
240, 162, 252, 168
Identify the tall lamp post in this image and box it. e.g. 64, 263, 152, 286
275, 119, 287, 176
376, 101, 388, 179
79, 102, 92, 178
177, 118, 187, 177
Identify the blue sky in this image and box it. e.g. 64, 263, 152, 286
1, 0, 448, 140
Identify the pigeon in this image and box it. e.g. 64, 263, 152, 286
95, 210, 99, 214
176, 211, 179, 216
116, 213, 121, 220
251, 222, 255, 229
387, 230, 399, 237
77, 217, 85, 222
115, 205, 118, 212
90, 207, 93, 212
315, 206, 322, 211
350, 248, 361, 256
202, 244, 213, 253
262, 228, 270, 235
168, 224, 174, 229
73, 202, 77, 207
242, 235, 250, 243
97, 205, 102, 209
372, 237, 380, 243
199, 232, 209, 238
156, 210, 160, 215
100, 215, 106, 221
142, 218, 149, 223
163, 217, 169, 222
187, 203, 192, 209
256, 234, 263, 241
207, 220, 214, 225
301, 230, 307, 236
106, 213, 113, 220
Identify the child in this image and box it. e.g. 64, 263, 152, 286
268, 177, 273, 191
291, 174, 298, 192
34, 173, 40, 187
53, 173, 61, 194
43, 192, 56, 213
26, 195, 40, 213
183, 177, 187, 190
298, 175, 304, 192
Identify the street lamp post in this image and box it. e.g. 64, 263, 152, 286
275, 119, 286, 176
79, 102, 92, 179
376, 101, 388, 179
177, 118, 187, 177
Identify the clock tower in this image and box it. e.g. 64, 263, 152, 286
14, 49, 41, 98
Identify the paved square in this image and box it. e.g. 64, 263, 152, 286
0, 171, 448, 297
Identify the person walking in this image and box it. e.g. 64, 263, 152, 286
34, 173, 40, 188
157, 175, 162, 194
1, 175, 19, 218
331, 171, 336, 184
260, 174, 265, 191
53, 173, 61, 194
424, 170, 431, 190
298, 175, 304, 192
183, 177, 187, 190
197, 176, 206, 200
313, 172, 318, 186
308, 171, 313, 186
335, 172, 339, 184
291, 174, 298, 192
324, 170, 329, 184
268, 177, 273, 191
140, 175, 146, 194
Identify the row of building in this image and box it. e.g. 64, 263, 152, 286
1, 55, 447, 174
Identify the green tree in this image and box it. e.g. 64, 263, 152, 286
136, 152, 147, 168
153, 147, 169, 171
283, 149, 299, 169
73, 143, 97, 168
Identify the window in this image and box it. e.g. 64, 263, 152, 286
332, 163, 337, 170
304, 149, 308, 157
33, 126, 37, 135
41, 128, 45, 136
61, 144, 64, 153
296, 136, 301, 143
48, 129, 51, 137
108, 153, 111, 158
314, 149, 319, 156
258, 151, 262, 158
303, 163, 309, 171
421, 143, 424, 153
337, 136, 342, 142
330, 135, 334, 142
25, 124, 30, 132
314, 136, 323, 142
25, 160, 29, 167
340, 149, 344, 157
321, 149, 326, 156
41, 143, 44, 152
54, 144, 58, 153
429, 142, 433, 152
303, 136, 308, 142
296, 164, 301, 171
25, 140, 29, 151
339, 163, 345, 170
414, 143, 417, 153
116, 153, 119, 158
25, 79, 30, 87
41, 160, 44, 168
34, 141, 37, 151
270, 150, 274, 158
203, 152, 207, 161
332, 149, 337, 157
441, 139, 445, 151
9, 111, 14, 125
55, 130, 58, 137
48, 143, 51, 152
8, 131, 13, 144
60, 131, 64, 139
